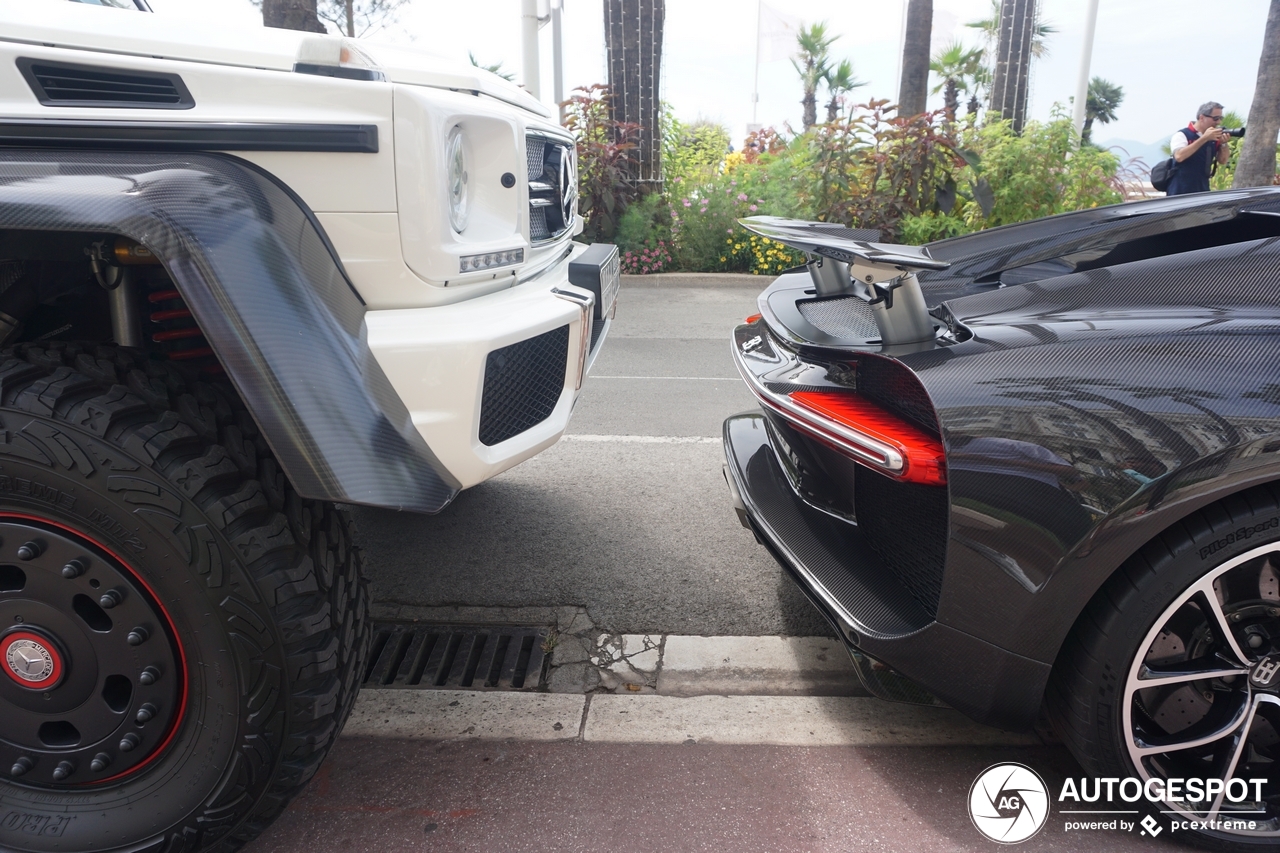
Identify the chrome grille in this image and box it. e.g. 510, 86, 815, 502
526, 134, 576, 243
526, 137, 546, 180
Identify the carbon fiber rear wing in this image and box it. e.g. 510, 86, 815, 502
739, 216, 950, 346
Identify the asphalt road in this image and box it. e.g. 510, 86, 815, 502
351, 276, 832, 638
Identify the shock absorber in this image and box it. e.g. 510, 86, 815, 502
107, 238, 219, 373
144, 286, 219, 372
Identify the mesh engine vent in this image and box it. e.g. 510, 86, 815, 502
798, 296, 879, 340
21, 59, 193, 109
479, 325, 569, 446
362, 624, 548, 690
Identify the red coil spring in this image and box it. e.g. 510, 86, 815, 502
146, 289, 221, 373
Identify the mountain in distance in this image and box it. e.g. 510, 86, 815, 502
1096, 137, 1168, 174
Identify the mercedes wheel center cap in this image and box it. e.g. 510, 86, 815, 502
3, 631, 62, 689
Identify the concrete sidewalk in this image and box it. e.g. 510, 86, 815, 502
238, 635, 1193, 852
247, 738, 1182, 853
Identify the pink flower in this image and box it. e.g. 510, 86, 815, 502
749, 204, 758, 212
683, 199, 692, 208
737, 193, 748, 202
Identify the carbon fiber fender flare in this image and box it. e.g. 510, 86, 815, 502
0, 148, 460, 512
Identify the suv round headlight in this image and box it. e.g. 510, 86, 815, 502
447, 127, 470, 233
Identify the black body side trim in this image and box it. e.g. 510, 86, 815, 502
0, 149, 457, 512
0, 120, 379, 153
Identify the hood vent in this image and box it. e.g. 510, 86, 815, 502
18, 59, 194, 109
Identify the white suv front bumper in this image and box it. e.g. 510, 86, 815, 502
365, 242, 615, 490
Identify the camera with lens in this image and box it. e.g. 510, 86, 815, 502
1225, 126, 1247, 138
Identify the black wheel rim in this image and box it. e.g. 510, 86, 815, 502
1124, 542, 1280, 837
0, 515, 186, 787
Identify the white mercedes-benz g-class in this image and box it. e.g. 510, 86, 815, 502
0, 2, 616, 849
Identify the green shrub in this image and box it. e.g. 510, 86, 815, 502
956, 110, 1122, 227
898, 212, 971, 245
662, 111, 732, 186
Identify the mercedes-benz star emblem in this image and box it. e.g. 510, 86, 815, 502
3, 632, 60, 688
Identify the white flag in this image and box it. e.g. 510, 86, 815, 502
758, 2, 803, 63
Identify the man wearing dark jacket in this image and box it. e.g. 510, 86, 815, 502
1166, 101, 1231, 195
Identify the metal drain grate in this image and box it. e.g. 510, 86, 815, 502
362, 624, 549, 690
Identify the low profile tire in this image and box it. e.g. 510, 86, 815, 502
1049, 487, 1280, 850
0, 343, 369, 852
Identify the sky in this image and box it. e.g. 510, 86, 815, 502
150, 0, 1274, 163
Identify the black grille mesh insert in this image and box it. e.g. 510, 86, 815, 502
22, 61, 192, 108
479, 325, 569, 446
363, 624, 548, 690
855, 466, 949, 615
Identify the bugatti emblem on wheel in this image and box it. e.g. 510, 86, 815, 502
3, 633, 59, 688
1252, 654, 1280, 688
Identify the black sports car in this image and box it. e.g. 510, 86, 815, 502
723, 190, 1280, 850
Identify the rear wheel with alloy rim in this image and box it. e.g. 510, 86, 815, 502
1050, 488, 1280, 851
0, 343, 369, 852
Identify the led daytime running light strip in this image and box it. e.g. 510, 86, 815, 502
461, 249, 524, 273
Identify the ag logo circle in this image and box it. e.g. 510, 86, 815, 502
968, 763, 1050, 844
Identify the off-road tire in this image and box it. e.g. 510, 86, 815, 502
0, 343, 369, 853
1048, 486, 1280, 851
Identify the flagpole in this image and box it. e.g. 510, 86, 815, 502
1071, 0, 1101, 143
752, 0, 762, 125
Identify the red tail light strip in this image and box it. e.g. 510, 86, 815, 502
732, 340, 945, 485
789, 391, 946, 485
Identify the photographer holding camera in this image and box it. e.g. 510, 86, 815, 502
1165, 101, 1237, 195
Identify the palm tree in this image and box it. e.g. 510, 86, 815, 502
604, 0, 666, 187
261, 0, 326, 32
1081, 77, 1123, 144
1236, 0, 1280, 187
469, 52, 516, 82
965, 0, 1056, 59
898, 0, 933, 117
967, 65, 991, 115
983, 0, 1049, 131
929, 41, 984, 120
962, 0, 1054, 122
822, 59, 866, 123
792, 23, 836, 131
